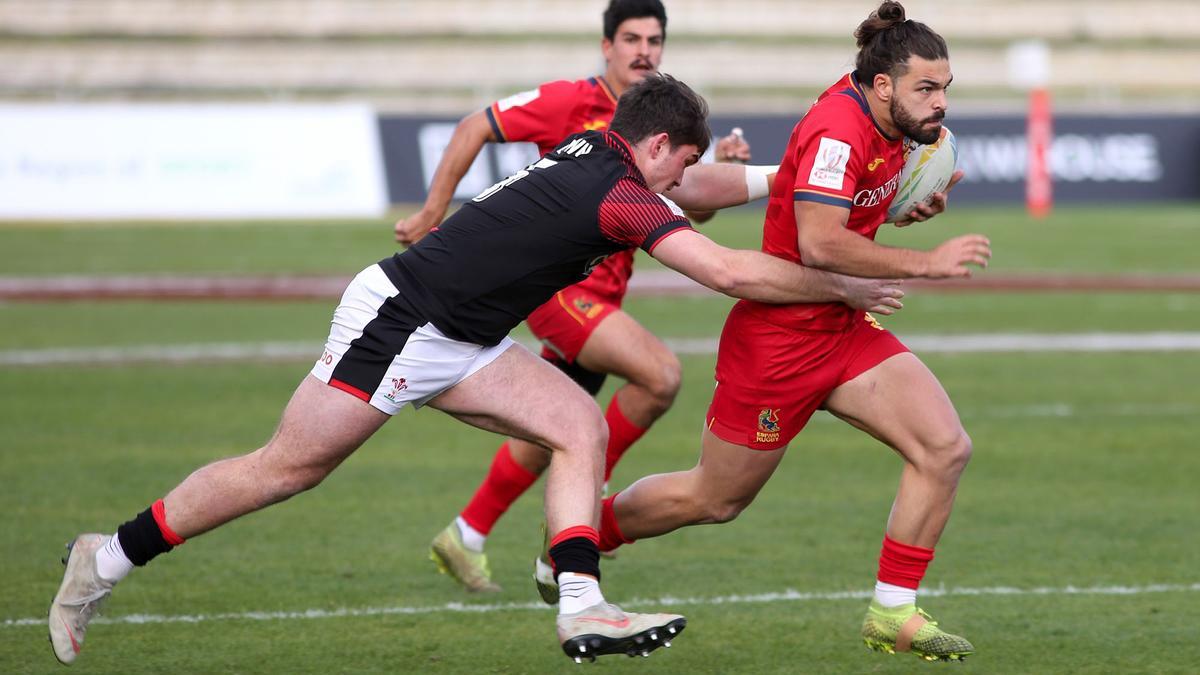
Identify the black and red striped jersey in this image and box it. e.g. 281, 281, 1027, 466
379, 130, 691, 346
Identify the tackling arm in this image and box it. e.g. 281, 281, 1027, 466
649, 229, 904, 313
664, 164, 778, 212
393, 110, 496, 245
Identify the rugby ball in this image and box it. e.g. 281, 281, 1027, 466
886, 126, 959, 221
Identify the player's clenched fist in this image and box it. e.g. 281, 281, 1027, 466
394, 208, 441, 246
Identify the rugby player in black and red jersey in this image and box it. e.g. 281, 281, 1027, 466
395, 0, 761, 594
551, 3, 989, 663
49, 75, 905, 665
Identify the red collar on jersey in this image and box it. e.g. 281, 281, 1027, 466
603, 130, 646, 186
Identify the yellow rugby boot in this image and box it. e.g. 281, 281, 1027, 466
861, 600, 974, 661
429, 522, 501, 593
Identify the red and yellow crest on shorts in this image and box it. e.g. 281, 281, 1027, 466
573, 297, 606, 320
756, 408, 782, 444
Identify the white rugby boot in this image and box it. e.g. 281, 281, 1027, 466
556, 602, 686, 662
48, 534, 114, 665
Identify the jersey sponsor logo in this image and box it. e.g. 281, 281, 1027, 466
852, 170, 902, 208
557, 137, 594, 157
756, 408, 782, 444
808, 137, 851, 190
582, 119, 609, 131
383, 377, 409, 403
868, 157, 886, 171
496, 88, 540, 112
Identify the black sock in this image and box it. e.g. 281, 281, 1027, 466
115, 507, 175, 566
549, 536, 601, 581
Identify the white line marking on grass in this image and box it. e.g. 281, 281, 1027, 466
5, 333, 1200, 367
5, 582, 1197, 628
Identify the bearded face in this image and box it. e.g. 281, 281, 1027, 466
890, 95, 944, 145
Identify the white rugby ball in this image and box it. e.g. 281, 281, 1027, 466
886, 126, 959, 221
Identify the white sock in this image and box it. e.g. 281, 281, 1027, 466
557, 573, 605, 615
95, 532, 134, 583
874, 581, 917, 608
454, 516, 487, 553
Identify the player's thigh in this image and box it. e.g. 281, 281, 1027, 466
263, 374, 390, 470
575, 309, 678, 388
429, 343, 605, 450
694, 428, 787, 504
823, 352, 964, 457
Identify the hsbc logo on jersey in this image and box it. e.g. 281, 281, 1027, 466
808, 137, 851, 190
853, 170, 902, 208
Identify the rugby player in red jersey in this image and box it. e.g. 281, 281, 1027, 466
395, 0, 761, 593
549, 2, 990, 662
49, 75, 905, 666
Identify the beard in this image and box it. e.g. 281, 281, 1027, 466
891, 98, 944, 144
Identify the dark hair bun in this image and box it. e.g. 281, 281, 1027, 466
855, 1, 908, 48
878, 1, 906, 24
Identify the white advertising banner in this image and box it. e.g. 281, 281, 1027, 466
0, 104, 387, 219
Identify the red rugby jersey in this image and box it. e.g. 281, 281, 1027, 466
485, 76, 634, 302
752, 72, 906, 330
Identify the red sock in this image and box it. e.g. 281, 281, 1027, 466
597, 493, 634, 552
877, 534, 935, 589
603, 394, 647, 482
460, 442, 539, 535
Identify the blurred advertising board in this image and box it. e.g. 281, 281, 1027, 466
0, 104, 387, 219
381, 113, 1200, 205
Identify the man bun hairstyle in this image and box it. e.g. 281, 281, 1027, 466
603, 0, 668, 41
609, 74, 711, 155
854, 1, 948, 83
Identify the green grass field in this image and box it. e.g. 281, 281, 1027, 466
3, 205, 1199, 673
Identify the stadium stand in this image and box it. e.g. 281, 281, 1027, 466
1, 0, 1198, 112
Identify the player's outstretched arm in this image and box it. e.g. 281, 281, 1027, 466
665, 163, 778, 212
393, 110, 496, 245
796, 201, 990, 279
683, 128, 755, 224
650, 229, 905, 313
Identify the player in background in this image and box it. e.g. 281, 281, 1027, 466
538, 2, 988, 662
48, 75, 906, 666
395, 0, 759, 593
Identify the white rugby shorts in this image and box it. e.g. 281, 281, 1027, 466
310, 264, 515, 415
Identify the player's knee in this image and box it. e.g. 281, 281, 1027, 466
549, 413, 608, 458
258, 463, 330, 505
694, 486, 756, 524
656, 353, 683, 401
926, 428, 972, 477
637, 352, 682, 410
255, 446, 337, 503
705, 496, 751, 524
